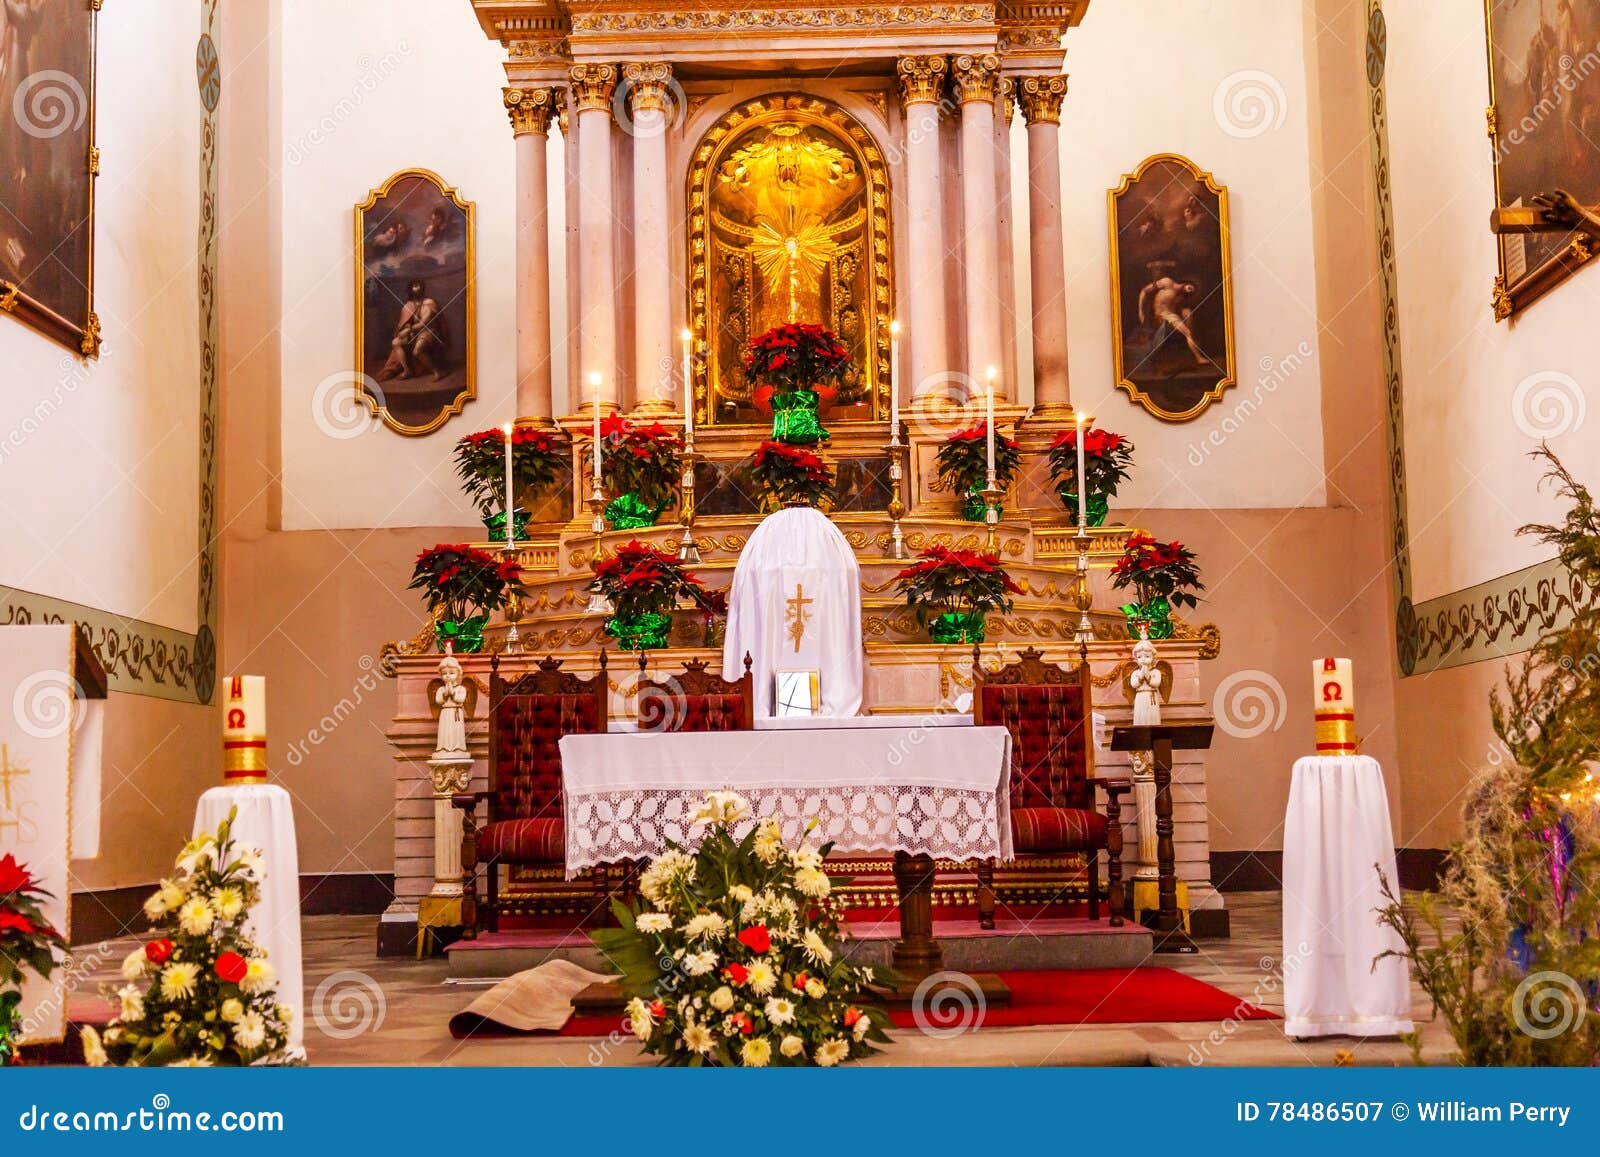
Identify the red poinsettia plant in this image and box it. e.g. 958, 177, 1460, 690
0, 854, 65, 1065
747, 440, 835, 510
590, 540, 708, 619
744, 324, 851, 396
1112, 533, 1203, 610
935, 423, 1022, 496
894, 544, 1021, 626
1047, 427, 1135, 498
410, 544, 524, 622
452, 426, 569, 518
601, 415, 683, 514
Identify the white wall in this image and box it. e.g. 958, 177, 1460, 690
276, 0, 534, 531
1386, 0, 1588, 602
1054, 0, 1328, 511
0, 0, 201, 629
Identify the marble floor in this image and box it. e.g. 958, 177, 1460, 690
76, 891, 1454, 1067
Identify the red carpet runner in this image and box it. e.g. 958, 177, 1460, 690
553, 967, 1276, 1038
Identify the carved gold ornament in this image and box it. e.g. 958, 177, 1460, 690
569, 63, 618, 112
623, 62, 674, 115
1017, 74, 1068, 125
504, 86, 558, 136
952, 54, 1000, 104
896, 55, 949, 106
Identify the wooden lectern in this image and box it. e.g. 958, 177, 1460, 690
1109, 722, 1214, 954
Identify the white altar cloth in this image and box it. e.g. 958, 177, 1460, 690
722, 505, 863, 718
559, 723, 1013, 875
194, 785, 305, 1050
1281, 755, 1413, 1039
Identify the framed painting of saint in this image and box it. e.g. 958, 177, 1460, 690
1107, 154, 1236, 422
1485, 0, 1600, 318
0, 0, 99, 356
354, 169, 475, 436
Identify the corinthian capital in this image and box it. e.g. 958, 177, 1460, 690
504, 86, 558, 136
896, 55, 949, 107
951, 54, 999, 104
1017, 74, 1068, 126
622, 62, 674, 115
569, 63, 618, 113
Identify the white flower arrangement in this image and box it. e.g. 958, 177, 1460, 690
82, 808, 293, 1068
591, 790, 891, 1067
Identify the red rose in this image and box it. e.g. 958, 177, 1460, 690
793, 972, 809, 992
649, 999, 665, 1017
0, 853, 32, 896
734, 1012, 754, 1035
724, 962, 749, 985
145, 938, 174, 965
0, 909, 37, 936
738, 925, 772, 954
214, 951, 249, 984
843, 1006, 863, 1027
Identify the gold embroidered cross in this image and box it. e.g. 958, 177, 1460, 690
785, 583, 814, 654
0, 743, 29, 813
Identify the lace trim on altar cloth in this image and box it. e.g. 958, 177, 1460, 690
563, 786, 1009, 875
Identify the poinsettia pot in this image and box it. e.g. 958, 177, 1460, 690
436, 612, 490, 654
605, 611, 673, 651
605, 493, 661, 530
769, 389, 829, 445
481, 508, 533, 543
929, 610, 986, 645
1060, 490, 1109, 528
1120, 596, 1173, 640
961, 490, 1001, 524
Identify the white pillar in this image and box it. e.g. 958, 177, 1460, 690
1019, 74, 1071, 418
994, 79, 1020, 403
505, 87, 558, 425
896, 56, 950, 402
954, 55, 1003, 394
428, 760, 472, 897
571, 63, 620, 413
625, 62, 676, 415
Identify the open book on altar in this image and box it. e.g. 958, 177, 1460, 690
721, 505, 864, 719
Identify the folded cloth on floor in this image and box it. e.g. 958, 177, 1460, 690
448, 959, 617, 1038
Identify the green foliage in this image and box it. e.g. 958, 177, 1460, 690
1377, 446, 1600, 1066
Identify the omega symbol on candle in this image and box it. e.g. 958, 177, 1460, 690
1322, 682, 1344, 702
227, 708, 246, 728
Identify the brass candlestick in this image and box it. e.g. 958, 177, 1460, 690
584, 483, 613, 615
883, 423, 910, 560
677, 449, 703, 564
980, 482, 1006, 554
501, 545, 524, 654
1072, 529, 1095, 663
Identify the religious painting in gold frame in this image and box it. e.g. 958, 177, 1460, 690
0, 0, 100, 357
688, 94, 892, 427
354, 168, 476, 436
1483, 0, 1600, 320
1108, 154, 1236, 422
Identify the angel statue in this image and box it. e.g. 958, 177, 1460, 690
433, 652, 469, 758
1130, 624, 1164, 728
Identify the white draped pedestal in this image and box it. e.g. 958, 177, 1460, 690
722, 505, 863, 718
1281, 755, 1413, 1039
194, 785, 305, 1051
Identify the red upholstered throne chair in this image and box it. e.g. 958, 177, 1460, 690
635, 653, 755, 732
452, 652, 608, 937
971, 646, 1131, 928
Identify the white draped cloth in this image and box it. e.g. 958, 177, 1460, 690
722, 505, 863, 718
1282, 755, 1413, 1039
194, 785, 305, 1051
559, 724, 1013, 875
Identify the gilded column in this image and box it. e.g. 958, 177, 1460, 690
504, 86, 559, 425
954, 55, 1003, 398
1019, 74, 1071, 417
625, 63, 676, 415
896, 55, 949, 402
571, 63, 620, 413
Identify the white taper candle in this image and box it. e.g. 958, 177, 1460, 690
984, 366, 997, 483
502, 421, 515, 548
589, 372, 603, 485
889, 320, 901, 433
1075, 410, 1087, 531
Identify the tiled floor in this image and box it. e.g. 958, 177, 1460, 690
76, 891, 1454, 1067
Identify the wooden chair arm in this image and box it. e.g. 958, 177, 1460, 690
1088, 776, 1133, 797
450, 791, 485, 812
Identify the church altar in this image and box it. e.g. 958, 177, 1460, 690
373, 0, 1226, 953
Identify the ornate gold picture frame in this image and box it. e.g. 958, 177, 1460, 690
0, 0, 99, 357
1483, 0, 1600, 320
1108, 154, 1236, 422
354, 168, 476, 436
